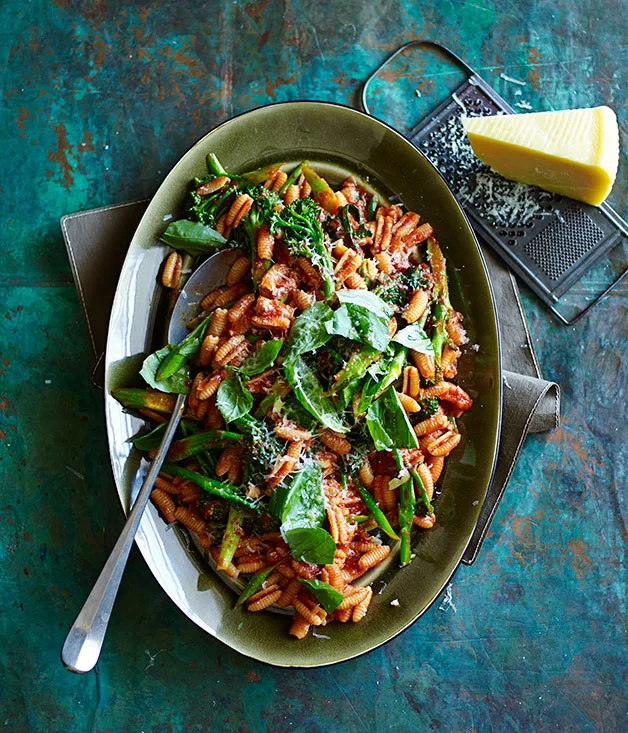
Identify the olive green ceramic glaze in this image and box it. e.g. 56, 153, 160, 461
105, 101, 501, 667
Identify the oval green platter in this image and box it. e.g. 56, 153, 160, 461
105, 101, 502, 667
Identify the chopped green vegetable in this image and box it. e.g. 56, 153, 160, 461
239, 339, 283, 376
332, 346, 381, 393
394, 448, 414, 565
339, 203, 371, 249
355, 479, 400, 540
160, 219, 228, 257
299, 578, 344, 613
111, 388, 177, 413
217, 505, 241, 571
140, 345, 190, 394
279, 162, 304, 194
155, 315, 211, 383
216, 376, 254, 423
410, 467, 434, 514
373, 347, 407, 400
327, 303, 390, 351
302, 164, 338, 213
166, 429, 242, 462
131, 422, 167, 452
235, 566, 277, 607
161, 463, 261, 511
206, 153, 229, 177
269, 196, 334, 299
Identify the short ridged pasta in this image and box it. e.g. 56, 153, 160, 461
256, 224, 274, 260
397, 391, 421, 413
411, 349, 436, 380
319, 429, 351, 455
174, 506, 206, 535
227, 293, 255, 323
414, 411, 449, 437
225, 193, 253, 228
198, 334, 220, 366
352, 586, 373, 622
289, 613, 311, 639
151, 489, 176, 522
162, 252, 182, 289
208, 308, 228, 336
196, 176, 229, 195
358, 544, 391, 571
403, 290, 430, 323
227, 255, 251, 286
276, 578, 301, 608
247, 587, 282, 612
402, 365, 420, 399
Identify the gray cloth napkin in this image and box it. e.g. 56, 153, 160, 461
60, 201, 560, 564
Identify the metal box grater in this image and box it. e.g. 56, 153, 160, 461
361, 41, 628, 324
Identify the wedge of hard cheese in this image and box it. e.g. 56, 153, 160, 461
462, 107, 619, 206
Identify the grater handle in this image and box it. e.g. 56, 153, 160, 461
360, 40, 478, 117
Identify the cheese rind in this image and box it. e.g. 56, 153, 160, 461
462, 107, 619, 206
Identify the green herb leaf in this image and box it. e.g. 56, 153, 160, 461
216, 376, 254, 423
366, 388, 419, 450
239, 339, 283, 376
285, 302, 334, 361
336, 289, 394, 319
283, 527, 336, 564
298, 578, 344, 613
280, 463, 326, 531
284, 356, 348, 433
328, 304, 389, 351
160, 219, 228, 256
393, 324, 434, 355
140, 345, 190, 394
235, 566, 277, 607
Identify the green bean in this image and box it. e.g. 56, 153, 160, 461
355, 479, 400, 541
161, 463, 261, 512
393, 448, 414, 565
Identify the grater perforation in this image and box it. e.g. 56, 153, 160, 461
361, 40, 628, 324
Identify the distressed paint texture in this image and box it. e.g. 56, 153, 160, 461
0, 1, 626, 730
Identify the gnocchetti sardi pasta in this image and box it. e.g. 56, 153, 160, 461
112, 155, 474, 639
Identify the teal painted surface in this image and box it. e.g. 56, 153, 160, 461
1, 1, 626, 730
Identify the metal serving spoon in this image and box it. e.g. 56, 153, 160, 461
61, 249, 238, 674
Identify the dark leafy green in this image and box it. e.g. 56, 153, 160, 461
239, 339, 283, 376
284, 356, 347, 433
160, 219, 228, 256
283, 527, 336, 565
339, 203, 371, 249
366, 388, 419, 450
299, 578, 344, 613
131, 422, 167, 451
327, 304, 390, 351
373, 347, 407, 400
285, 302, 333, 361
216, 376, 254, 423
280, 463, 326, 531
235, 566, 277, 607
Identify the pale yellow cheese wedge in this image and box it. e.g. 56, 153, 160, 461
462, 107, 619, 206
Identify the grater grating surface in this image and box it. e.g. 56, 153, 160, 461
361, 40, 628, 323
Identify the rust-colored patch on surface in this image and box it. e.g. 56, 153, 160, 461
257, 29, 271, 51
567, 539, 592, 580
245, 0, 270, 21
247, 670, 262, 682
527, 46, 541, 65
78, 129, 95, 154
16, 107, 31, 131
47, 122, 76, 190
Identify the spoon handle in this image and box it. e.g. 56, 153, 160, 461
61, 393, 186, 673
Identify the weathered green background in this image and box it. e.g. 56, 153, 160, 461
1, 1, 626, 730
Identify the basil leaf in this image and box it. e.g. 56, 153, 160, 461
337, 289, 393, 319
235, 565, 276, 607
280, 463, 326, 531
239, 339, 283, 376
283, 527, 336, 564
366, 388, 419, 450
299, 578, 344, 613
155, 315, 211, 382
284, 356, 348, 433
160, 219, 227, 256
328, 303, 389, 351
285, 302, 334, 361
216, 376, 254, 423
393, 324, 434, 355
140, 345, 190, 394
